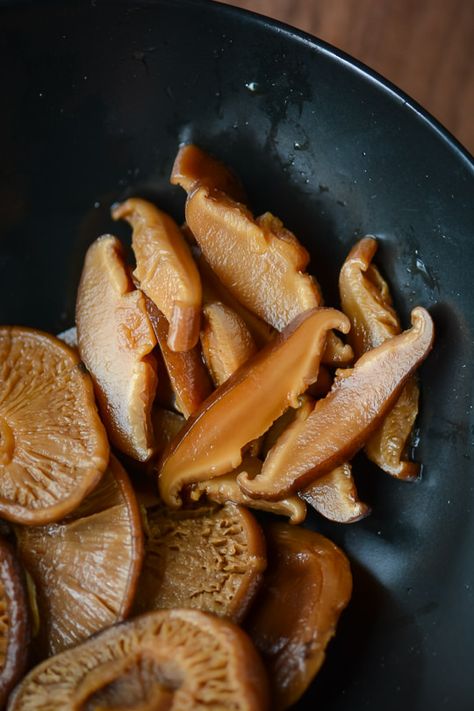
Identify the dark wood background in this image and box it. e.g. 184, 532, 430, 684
220, 0, 474, 154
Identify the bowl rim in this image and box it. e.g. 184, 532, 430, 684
202, 0, 474, 171
4, 0, 474, 172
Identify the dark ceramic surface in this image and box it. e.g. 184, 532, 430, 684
1, 1, 473, 709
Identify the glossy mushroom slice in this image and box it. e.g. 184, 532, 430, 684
159, 308, 349, 507
0, 327, 109, 525
201, 302, 257, 386
191, 461, 307, 524
15, 455, 143, 659
0, 538, 29, 708
239, 307, 434, 499
185, 184, 320, 331
112, 198, 202, 352
197, 249, 275, 348
262, 399, 368, 523
340, 236, 420, 479
171, 143, 247, 202
146, 299, 213, 418
302, 463, 370, 523
9, 609, 269, 711
134, 503, 266, 623
246, 523, 352, 710
76, 235, 157, 461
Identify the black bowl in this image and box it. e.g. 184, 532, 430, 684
1, 1, 473, 709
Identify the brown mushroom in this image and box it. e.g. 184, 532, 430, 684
171, 143, 247, 202
76, 235, 157, 461
201, 302, 257, 386
239, 307, 434, 499
190, 458, 307, 524
15, 455, 143, 659
262, 398, 369, 522
0, 538, 29, 708
339, 236, 420, 479
146, 298, 213, 418
0, 326, 109, 525
246, 523, 352, 710
134, 503, 266, 623
302, 463, 371, 523
9, 609, 269, 711
197, 249, 275, 348
185, 185, 320, 331
112, 198, 202, 352
159, 308, 349, 507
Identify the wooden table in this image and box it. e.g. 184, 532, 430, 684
220, 0, 474, 155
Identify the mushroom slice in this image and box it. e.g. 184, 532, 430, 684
134, 503, 266, 623
185, 184, 320, 331
301, 463, 371, 523
340, 236, 420, 479
76, 235, 157, 462
239, 307, 434, 499
0, 327, 109, 525
0, 538, 29, 707
15, 455, 143, 659
9, 609, 269, 711
197, 249, 275, 348
262, 399, 367, 522
201, 302, 257, 386
171, 143, 246, 202
112, 198, 202, 352
159, 308, 349, 507
246, 523, 352, 710
191, 459, 307, 524
146, 299, 213, 418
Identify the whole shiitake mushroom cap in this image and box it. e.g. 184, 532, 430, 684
15, 455, 143, 659
134, 502, 266, 623
8, 609, 269, 711
0, 327, 109, 525
0, 538, 29, 708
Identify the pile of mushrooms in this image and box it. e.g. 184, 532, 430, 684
0, 144, 434, 710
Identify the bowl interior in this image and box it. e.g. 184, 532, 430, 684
1, 1, 473, 709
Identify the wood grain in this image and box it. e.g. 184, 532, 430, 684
220, 0, 474, 154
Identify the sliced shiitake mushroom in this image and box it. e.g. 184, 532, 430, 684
159, 308, 349, 507
134, 503, 266, 623
171, 143, 247, 202
112, 198, 202, 352
146, 299, 213, 418
197, 249, 275, 348
262, 399, 368, 522
0, 327, 109, 525
9, 609, 269, 711
239, 307, 434, 499
339, 236, 420, 479
191, 459, 307, 524
246, 523, 352, 710
185, 185, 319, 331
0, 538, 29, 708
201, 302, 257, 386
302, 463, 371, 523
15, 455, 143, 659
76, 235, 157, 462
